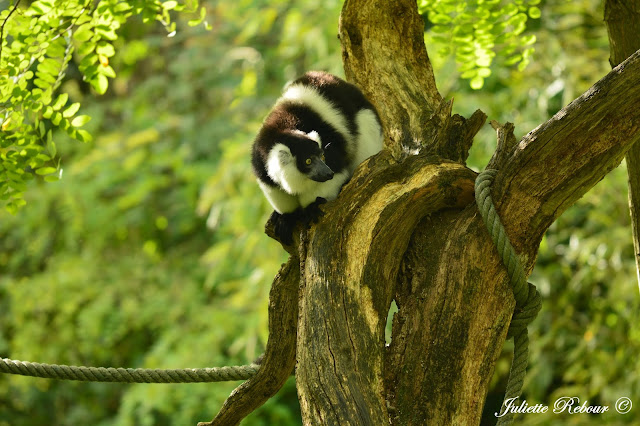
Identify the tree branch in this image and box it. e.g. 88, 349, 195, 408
490, 48, 640, 264
200, 257, 300, 426
605, 0, 640, 290
0, 0, 22, 65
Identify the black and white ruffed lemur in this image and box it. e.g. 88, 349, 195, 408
251, 71, 383, 244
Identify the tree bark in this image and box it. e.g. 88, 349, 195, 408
605, 0, 640, 290
340, 0, 442, 160
296, 156, 476, 424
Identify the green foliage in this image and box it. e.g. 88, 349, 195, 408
418, 0, 541, 89
1, 0, 341, 424
524, 166, 640, 424
0, 0, 207, 214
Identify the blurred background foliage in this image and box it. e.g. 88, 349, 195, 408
0, 0, 638, 425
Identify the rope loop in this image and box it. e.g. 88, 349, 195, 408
475, 168, 542, 426
508, 282, 542, 339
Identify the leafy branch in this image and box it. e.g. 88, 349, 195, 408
0, 0, 209, 214
418, 0, 541, 89
0, 0, 22, 65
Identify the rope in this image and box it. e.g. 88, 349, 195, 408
475, 169, 542, 426
0, 358, 259, 383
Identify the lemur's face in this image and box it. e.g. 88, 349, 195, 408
292, 143, 333, 182
286, 132, 333, 183
265, 131, 335, 193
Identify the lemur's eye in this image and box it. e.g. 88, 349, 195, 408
305, 158, 312, 165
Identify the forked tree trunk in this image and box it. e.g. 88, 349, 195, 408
297, 1, 640, 424
205, 1, 640, 425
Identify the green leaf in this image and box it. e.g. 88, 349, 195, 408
79, 54, 98, 70
503, 4, 519, 17
30, 1, 52, 14
60, 118, 71, 131
35, 166, 57, 175
188, 6, 207, 26
461, 69, 477, 79
92, 74, 109, 94
36, 153, 52, 162
522, 47, 535, 59
96, 27, 118, 41
75, 129, 93, 143
96, 42, 115, 57
34, 78, 51, 89
453, 35, 473, 43
74, 24, 94, 42
517, 57, 530, 71
38, 58, 60, 75
470, 76, 484, 90
77, 41, 96, 56
476, 56, 492, 67
82, 65, 99, 80
430, 13, 452, 24
6, 170, 24, 180
114, 2, 133, 12
528, 7, 541, 19
100, 65, 116, 78
71, 115, 91, 127
51, 112, 62, 126
504, 54, 523, 65
477, 67, 492, 78
47, 137, 57, 157
37, 69, 57, 84
431, 25, 450, 34
509, 12, 528, 27
47, 37, 67, 58
52, 93, 69, 110
62, 103, 81, 118
162, 1, 178, 10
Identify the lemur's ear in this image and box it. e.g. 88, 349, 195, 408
307, 130, 321, 146
275, 147, 292, 166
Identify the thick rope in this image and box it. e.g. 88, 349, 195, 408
475, 169, 542, 426
0, 358, 259, 383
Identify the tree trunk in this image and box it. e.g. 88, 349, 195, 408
210, 1, 640, 424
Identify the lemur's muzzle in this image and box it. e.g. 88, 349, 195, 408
308, 158, 334, 182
